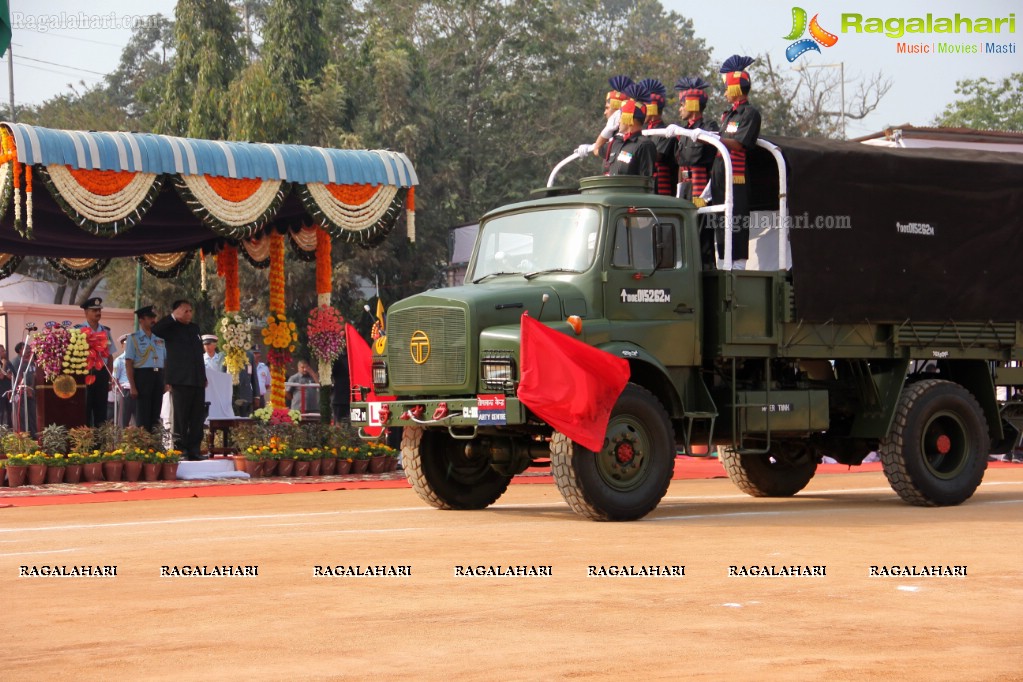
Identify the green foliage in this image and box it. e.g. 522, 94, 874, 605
39, 425, 69, 456
935, 73, 1023, 131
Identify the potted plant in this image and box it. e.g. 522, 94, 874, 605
366, 441, 394, 474
69, 428, 103, 482
43, 453, 68, 484
158, 449, 182, 481
141, 450, 162, 482
242, 444, 272, 477
120, 427, 158, 482
4, 452, 31, 487
102, 448, 125, 482
349, 445, 370, 474
63, 451, 85, 484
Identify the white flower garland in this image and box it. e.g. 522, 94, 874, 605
46, 165, 159, 223
180, 175, 283, 227
305, 183, 397, 232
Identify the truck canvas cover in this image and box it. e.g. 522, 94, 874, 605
752, 137, 1023, 323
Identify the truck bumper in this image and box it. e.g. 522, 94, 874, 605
350, 395, 526, 432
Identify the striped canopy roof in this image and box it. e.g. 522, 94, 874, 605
0, 123, 419, 272
4, 123, 418, 187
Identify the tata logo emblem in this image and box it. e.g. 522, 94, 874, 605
410, 330, 431, 365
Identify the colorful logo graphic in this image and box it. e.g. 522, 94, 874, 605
784, 7, 839, 61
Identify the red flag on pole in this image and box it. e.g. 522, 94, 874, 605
517, 313, 630, 452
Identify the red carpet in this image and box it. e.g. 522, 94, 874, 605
2, 457, 1016, 508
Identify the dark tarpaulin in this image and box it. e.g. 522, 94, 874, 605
753, 137, 1023, 323
0, 183, 313, 258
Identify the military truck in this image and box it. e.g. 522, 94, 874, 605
351, 135, 1023, 521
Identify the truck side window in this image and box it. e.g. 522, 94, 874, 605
612, 216, 680, 270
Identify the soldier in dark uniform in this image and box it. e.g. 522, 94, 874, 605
607, 86, 657, 178
593, 75, 634, 173
674, 76, 720, 267
153, 299, 207, 460
710, 55, 762, 269
76, 297, 115, 427
125, 305, 166, 432
638, 78, 679, 197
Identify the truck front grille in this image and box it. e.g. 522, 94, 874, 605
387, 307, 468, 387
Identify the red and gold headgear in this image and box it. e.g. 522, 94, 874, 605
606, 75, 634, 111
720, 55, 755, 98
674, 76, 711, 113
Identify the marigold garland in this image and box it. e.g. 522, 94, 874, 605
175, 174, 288, 239
270, 365, 287, 412
268, 231, 285, 314
217, 245, 240, 313
41, 165, 163, 237
298, 184, 407, 245
205, 175, 263, 203
0, 253, 23, 280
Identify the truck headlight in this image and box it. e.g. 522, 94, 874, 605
481, 355, 516, 390
372, 360, 388, 389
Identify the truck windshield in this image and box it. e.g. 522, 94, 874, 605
470, 207, 600, 282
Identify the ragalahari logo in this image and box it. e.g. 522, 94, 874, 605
784, 7, 839, 61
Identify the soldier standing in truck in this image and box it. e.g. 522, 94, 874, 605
607, 91, 657, 178
674, 76, 719, 267
710, 55, 761, 270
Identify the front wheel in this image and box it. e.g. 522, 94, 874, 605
550, 384, 675, 521
880, 379, 989, 506
402, 425, 512, 510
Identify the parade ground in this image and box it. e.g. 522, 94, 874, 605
4, 461, 1023, 681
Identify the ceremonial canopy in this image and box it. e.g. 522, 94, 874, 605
0, 123, 418, 277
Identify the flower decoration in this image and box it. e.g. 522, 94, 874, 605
29, 322, 110, 384
307, 305, 345, 366
217, 312, 252, 380
252, 406, 301, 425
261, 312, 297, 368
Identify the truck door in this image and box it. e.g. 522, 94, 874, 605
604, 211, 700, 366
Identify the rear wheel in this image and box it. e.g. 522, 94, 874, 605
880, 379, 988, 506
720, 443, 818, 497
550, 384, 675, 521
402, 425, 512, 510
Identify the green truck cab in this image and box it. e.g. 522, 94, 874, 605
352, 136, 1023, 521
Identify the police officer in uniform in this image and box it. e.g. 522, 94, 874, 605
77, 297, 115, 427
125, 305, 166, 432
607, 84, 657, 178
710, 55, 762, 269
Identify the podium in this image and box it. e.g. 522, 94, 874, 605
35, 381, 87, 429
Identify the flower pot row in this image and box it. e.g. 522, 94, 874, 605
238, 454, 399, 478
2, 461, 180, 487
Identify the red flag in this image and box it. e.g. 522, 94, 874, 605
346, 323, 390, 436
517, 313, 630, 452
346, 322, 374, 400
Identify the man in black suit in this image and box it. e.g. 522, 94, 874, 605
153, 299, 207, 460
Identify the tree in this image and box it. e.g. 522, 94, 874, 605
105, 14, 176, 126
934, 73, 1023, 131
158, 0, 244, 138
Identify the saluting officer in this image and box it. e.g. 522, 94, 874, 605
125, 305, 167, 432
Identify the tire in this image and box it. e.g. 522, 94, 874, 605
550, 384, 675, 521
401, 425, 512, 510
720, 443, 817, 497
879, 379, 989, 507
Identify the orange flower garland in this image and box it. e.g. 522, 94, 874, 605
217, 245, 240, 313
268, 231, 287, 409
269, 231, 285, 314
407, 186, 415, 242
205, 175, 262, 203
66, 168, 137, 195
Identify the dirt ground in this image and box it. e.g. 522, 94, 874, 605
4, 467, 1023, 681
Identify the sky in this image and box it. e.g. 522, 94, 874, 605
3, 0, 1020, 138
